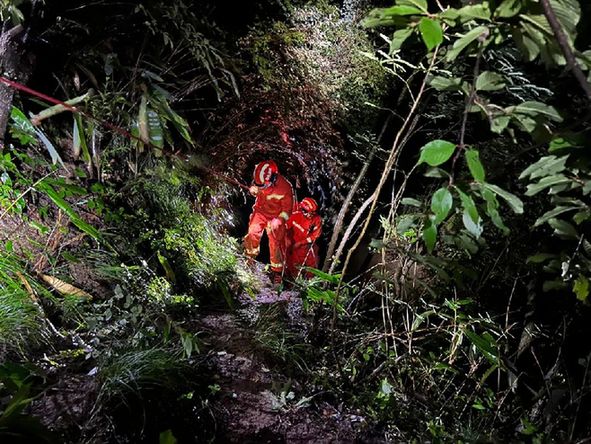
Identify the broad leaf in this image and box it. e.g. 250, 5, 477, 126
429, 76, 463, 91
465, 149, 486, 182
534, 206, 578, 227
482, 188, 509, 234
423, 220, 437, 253
512, 28, 540, 62
475, 71, 506, 91
483, 183, 523, 214
419, 18, 443, 51
457, 4, 491, 22
573, 275, 589, 302
491, 115, 510, 134
455, 188, 479, 223
418, 139, 456, 166
431, 187, 453, 224
495, 0, 522, 18
462, 210, 483, 238
391, 28, 414, 51
381, 5, 424, 16
519, 155, 568, 180
526, 253, 557, 264
9, 107, 37, 145
525, 174, 571, 196
399, 0, 428, 13
446, 26, 488, 61
548, 218, 578, 239
511, 101, 563, 122
464, 329, 499, 366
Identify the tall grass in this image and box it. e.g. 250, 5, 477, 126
0, 252, 45, 352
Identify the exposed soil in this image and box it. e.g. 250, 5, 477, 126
196, 262, 372, 443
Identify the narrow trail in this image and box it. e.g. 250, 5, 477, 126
196, 262, 368, 443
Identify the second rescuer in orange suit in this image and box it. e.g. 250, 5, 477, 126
244, 160, 294, 281
286, 197, 322, 279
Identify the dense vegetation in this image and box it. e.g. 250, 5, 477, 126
1, 0, 590, 442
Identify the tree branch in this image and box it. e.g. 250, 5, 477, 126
540, 0, 591, 102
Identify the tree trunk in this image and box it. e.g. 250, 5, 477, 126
0, 24, 35, 149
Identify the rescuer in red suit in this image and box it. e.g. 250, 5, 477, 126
286, 197, 322, 279
244, 160, 294, 284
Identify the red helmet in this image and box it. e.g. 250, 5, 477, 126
300, 197, 318, 214
253, 160, 278, 186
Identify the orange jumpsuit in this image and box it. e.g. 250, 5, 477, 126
244, 174, 294, 272
286, 210, 322, 279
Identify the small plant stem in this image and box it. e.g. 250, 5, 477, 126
450, 43, 483, 185
329, 46, 441, 372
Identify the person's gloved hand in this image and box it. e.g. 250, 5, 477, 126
270, 217, 283, 230
249, 185, 259, 196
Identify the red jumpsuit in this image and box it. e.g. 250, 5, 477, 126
286, 210, 322, 279
243, 174, 294, 273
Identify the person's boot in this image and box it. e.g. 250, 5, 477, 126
272, 271, 283, 286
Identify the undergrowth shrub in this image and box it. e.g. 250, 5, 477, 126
117, 162, 241, 298
94, 347, 215, 443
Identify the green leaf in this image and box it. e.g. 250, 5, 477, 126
159, 429, 177, 444
381, 5, 424, 16
34, 128, 66, 170
534, 206, 578, 227
456, 188, 479, 223
464, 329, 499, 366
423, 220, 437, 253
390, 28, 414, 51
73, 114, 91, 164
525, 174, 571, 196
491, 115, 510, 134
305, 268, 341, 284
519, 155, 568, 180
512, 28, 540, 61
462, 210, 483, 238
573, 275, 589, 302
543, 280, 567, 292
549, 0, 581, 40
475, 71, 506, 91
511, 101, 563, 122
431, 187, 453, 224
482, 188, 509, 234
399, 0, 428, 12
465, 149, 486, 182
418, 139, 456, 166
457, 4, 491, 22
401, 197, 422, 207
147, 108, 164, 151
526, 253, 557, 264
35, 180, 100, 240
483, 183, 523, 214
429, 76, 463, 91
419, 18, 443, 51
9, 106, 37, 145
138, 94, 149, 146
495, 0, 522, 18
446, 26, 488, 61
548, 218, 578, 239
